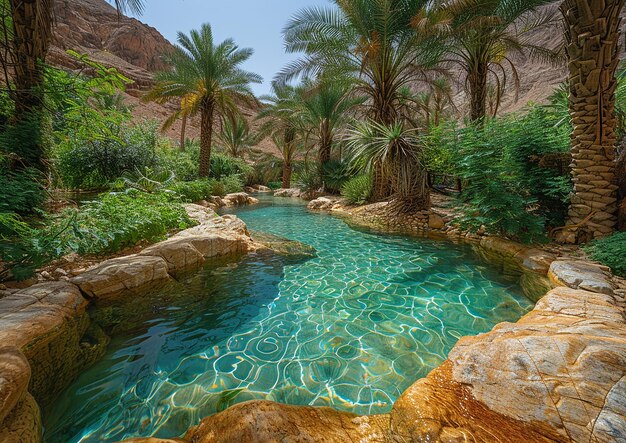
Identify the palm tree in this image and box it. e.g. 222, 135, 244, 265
347, 120, 428, 213
257, 83, 304, 188
218, 115, 257, 158
279, 0, 443, 200
299, 80, 361, 171
144, 23, 261, 177
418, 0, 557, 122
559, 0, 625, 242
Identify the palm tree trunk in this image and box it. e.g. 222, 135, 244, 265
10, 0, 51, 117
179, 114, 187, 151
282, 160, 292, 188
560, 0, 624, 242
469, 60, 488, 123
199, 101, 214, 178
318, 120, 332, 166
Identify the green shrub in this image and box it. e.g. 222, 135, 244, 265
210, 152, 253, 180
267, 181, 282, 190
446, 105, 571, 243
583, 232, 626, 278
0, 167, 46, 214
295, 164, 322, 192
0, 190, 195, 280
341, 174, 372, 205
54, 121, 160, 189
167, 180, 215, 202
322, 159, 351, 194
220, 175, 244, 194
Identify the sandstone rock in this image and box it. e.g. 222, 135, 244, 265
0, 348, 30, 426
184, 204, 217, 225
222, 193, 259, 207
0, 282, 106, 406
549, 259, 616, 295
307, 197, 334, 210
0, 393, 41, 443
447, 286, 626, 442
274, 188, 301, 198
428, 212, 445, 229
184, 400, 390, 443
255, 185, 271, 193
71, 255, 171, 299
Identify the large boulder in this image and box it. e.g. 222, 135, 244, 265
274, 188, 301, 198
307, 197, 334, 211
71, 255, 171, 299
222, 193, 259, 207
184, 401, 389, 443
549, 259, 616, 295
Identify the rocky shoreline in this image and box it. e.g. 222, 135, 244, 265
1, 191, 624, 442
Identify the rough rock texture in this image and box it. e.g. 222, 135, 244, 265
274, 188, 302, 198
71, 255, 171, 299
307, 196, 335, 210
188, 401, 390, 443
244, 185, 271, 193
0, 282, 108, 406
221, 193, 259, 207
447, 285, 626, 442
51, 0, 174, 91
0, 393, 41, 443
549, 259, 616, 295
251, 231, 317, 260
73, 207, 254, 299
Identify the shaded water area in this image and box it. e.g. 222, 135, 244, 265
44, 196, 534, 442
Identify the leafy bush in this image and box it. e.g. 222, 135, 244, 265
341, 174, 372, 205
295, 164, 322, 192
55, 121, 160, 189
220, 174, 244, 194
0, 190, 195, 280
583, 232, 626, 278
210, 152, 253, 180
167, 180, 215, 202
0, 166, 46, 214
446, 105, 571, 242
322, 159, 351, 193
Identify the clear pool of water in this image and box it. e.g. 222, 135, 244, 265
44, 196, 533, 442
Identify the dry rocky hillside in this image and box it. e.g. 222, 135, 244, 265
48, 0, 612, 145
49, 0, 265, 150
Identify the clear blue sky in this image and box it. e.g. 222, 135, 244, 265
130, 0, 330, 96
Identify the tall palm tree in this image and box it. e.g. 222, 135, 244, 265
257, 83, 304, 188
279, 0, 443, 201
559, 0, 625, 242
418, 0, 557, 122
218, 115, 257, 158
144, 23, 261, 177
299, 80, 362, 170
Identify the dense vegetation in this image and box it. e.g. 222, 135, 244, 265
1, 0, 625, 280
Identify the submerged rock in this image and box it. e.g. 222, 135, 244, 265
187, 400, 389, 443
251, 231, 317, 260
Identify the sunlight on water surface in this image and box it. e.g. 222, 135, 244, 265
44, 196, 533, 442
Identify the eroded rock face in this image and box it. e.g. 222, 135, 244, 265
274, 188, 301, 198
447, 286, 626, 442
549, 259, 616, 295
187, 401, 390, 443
221, 193, 259, 207
73, 209, 254, 299
0, 282, 108, 407
307, 196, 335, 210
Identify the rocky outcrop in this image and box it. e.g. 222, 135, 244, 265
0, 208, 259, 443
221, 193, 260, 207
307, 196, 337, 210
549, 259, 617, 295
244, 185, 272, 193
72, 206, 255, 299
274, 188, 301, 198
50, 0, 174, 91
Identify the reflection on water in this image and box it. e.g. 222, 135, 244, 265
44, 196, 533, 442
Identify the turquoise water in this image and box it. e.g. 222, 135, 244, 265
44, 196, 533, 442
